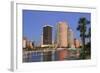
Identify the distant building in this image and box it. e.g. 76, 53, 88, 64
74, 39, 80, 48
56, 22, 68, 48
42, 25, 52, 47
67, 28, 75, 48
22, 37, 27, 49
29, 41, 34, 49
25, 40, 34, 50
40, 33, 43, 46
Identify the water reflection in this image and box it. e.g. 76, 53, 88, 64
23, 48, 81, 62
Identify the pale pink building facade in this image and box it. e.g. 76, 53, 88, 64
56, 22, 68, 48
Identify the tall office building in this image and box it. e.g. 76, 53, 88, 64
43, 25, 52, 45
67, 28, 75, 48
56, 22, 68, 48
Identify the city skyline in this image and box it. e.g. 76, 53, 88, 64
23, 10, 91, 44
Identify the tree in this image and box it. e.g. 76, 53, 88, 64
86, 27, 91, 58
77, 17, 90, 59
87, 27, 91, 44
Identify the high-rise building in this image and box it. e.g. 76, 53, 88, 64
67, 28, 75, 48
56, 22, 68, 48
43, 25, 52, 46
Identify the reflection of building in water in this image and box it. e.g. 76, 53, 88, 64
68, 28, 75, 48
43, 51, 52, 61
23, 47, 82, 62
74, 39, 80, 48
55, 22, 68, 48
58, 49, 69, 60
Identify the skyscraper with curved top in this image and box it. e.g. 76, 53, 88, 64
56, 21, 68, 48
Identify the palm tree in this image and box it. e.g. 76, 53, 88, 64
86, 27, 91, 58
88, 27, 91, 44
77, 17, 90, 59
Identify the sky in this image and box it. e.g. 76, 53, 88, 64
23, 10, 91, 44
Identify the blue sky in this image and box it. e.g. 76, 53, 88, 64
23, 10, 91, 44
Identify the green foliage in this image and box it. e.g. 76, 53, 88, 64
77, 17, 90, 59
